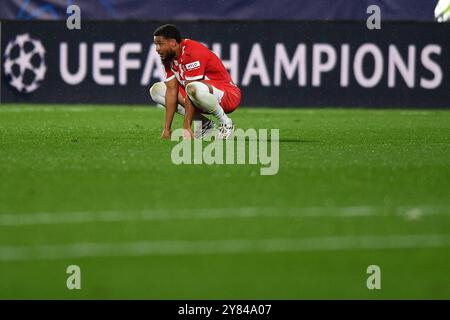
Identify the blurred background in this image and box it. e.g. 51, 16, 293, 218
1, 0, 448, 107
1, 1, 449, 299
0, 0, 440, 20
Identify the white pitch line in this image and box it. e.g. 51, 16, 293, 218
0, 234, 449, 262
0, 205, 449, 227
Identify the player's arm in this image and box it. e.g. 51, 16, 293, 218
161, 77, 178, 139
182, 83, 196, 139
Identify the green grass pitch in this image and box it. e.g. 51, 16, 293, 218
0, 104, 449, 299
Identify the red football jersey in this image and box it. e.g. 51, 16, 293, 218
163, 39, 234, 87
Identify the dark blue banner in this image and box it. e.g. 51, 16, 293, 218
0, 0, 438, 21
1, 20, 449, 108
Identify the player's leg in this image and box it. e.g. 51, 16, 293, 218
185, 81, 238, 139
185, 81, 232, 125
149, 81, 186, 115
149, 82, 213, 137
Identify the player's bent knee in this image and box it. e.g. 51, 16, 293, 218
149, 81, 165, 102
185, 82, 197, 100
185, 82, 209, 101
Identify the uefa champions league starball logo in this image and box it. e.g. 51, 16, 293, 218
3, 33, 47, 93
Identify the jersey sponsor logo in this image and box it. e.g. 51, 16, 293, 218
185, 60, 201, 71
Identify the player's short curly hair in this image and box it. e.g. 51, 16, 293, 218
153, 24, 181, 43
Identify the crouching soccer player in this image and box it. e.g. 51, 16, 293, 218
149, 24, 241, 139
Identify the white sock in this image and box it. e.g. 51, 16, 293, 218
212, 104, 231, 125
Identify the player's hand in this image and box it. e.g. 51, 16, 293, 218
183, 127, 194, 140
160, 128, 172, 139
